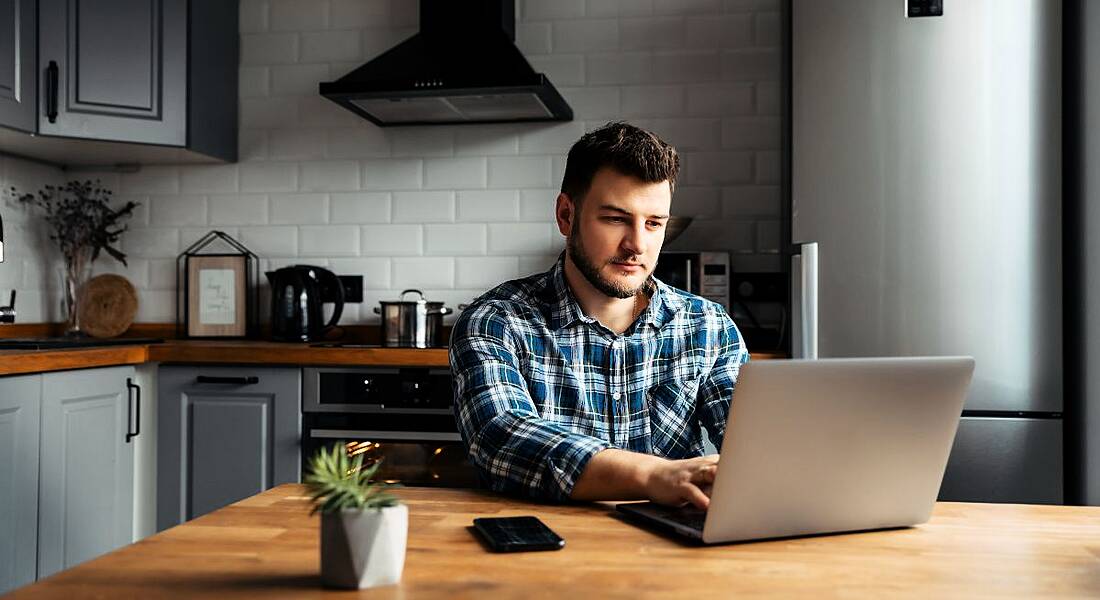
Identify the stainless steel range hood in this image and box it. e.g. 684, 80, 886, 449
319, 0, 573, 126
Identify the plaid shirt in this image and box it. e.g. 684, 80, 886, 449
449, 254, 750, 501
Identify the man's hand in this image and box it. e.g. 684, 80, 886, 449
641, 454, 719, 509
570, 449, 719, 509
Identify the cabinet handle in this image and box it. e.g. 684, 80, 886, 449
126, 378, 141, 443
45, 61, 59, 123
195, 375, 260, 385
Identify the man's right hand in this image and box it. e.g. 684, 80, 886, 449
640, 454, 719, 509
570, 449, 719, 509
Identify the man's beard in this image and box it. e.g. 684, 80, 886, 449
567, 221, 648, 299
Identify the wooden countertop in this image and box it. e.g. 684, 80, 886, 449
0, 330, 786, 376
8, 484, 1100, 599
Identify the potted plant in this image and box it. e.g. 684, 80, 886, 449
11, 180, 137, 335
305, 444, 408, 590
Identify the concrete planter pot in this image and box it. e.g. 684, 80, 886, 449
320, 504, 408, 589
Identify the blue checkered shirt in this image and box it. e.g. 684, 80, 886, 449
449, 254, 750, 501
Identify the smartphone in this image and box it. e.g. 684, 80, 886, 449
472, 516, 565, 552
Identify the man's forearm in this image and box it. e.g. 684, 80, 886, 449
569, 448, 665, 501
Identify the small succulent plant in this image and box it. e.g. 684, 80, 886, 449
305, 443, 400, 515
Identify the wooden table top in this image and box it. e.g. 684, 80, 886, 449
8, 484, 1100, 599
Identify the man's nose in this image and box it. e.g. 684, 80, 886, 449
621, 221, 647, 256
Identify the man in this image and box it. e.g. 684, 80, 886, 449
450, 122, 749, 509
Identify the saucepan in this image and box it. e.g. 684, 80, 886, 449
374, 289, 453, 348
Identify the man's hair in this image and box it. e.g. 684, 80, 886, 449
560, 122, 679, 204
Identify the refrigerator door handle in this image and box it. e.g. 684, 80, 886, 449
791, 242, 819, 359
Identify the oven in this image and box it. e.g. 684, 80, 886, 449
654, 251, 731, 310
302, 367, 480, 488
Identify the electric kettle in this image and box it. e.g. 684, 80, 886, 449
265, 265, 345, 342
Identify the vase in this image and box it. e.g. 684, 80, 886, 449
60, 248, 93, 336
319, 504, 408, 589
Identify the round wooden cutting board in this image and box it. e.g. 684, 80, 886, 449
78, 274, 139, 338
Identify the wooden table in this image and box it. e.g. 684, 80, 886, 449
8, 485, 1100, 599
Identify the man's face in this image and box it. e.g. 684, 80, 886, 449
558, 167, 672, 299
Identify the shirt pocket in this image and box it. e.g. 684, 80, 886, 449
645, 378, 702, 458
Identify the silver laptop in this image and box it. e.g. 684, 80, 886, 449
617, 357, 975, 544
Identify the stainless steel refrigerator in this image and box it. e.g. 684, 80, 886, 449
786, 0, 1063, 503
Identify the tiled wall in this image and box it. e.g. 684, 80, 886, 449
0, 0, 781, 325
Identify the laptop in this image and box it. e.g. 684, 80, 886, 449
617, 356, 975, 544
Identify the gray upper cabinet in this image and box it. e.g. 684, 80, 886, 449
37, 366, 136, 579
0, 0, 237, 165
0, 0, 35, 133
38, 0, 187, 146
158, 366, 301, 531
0, 374, 41, 595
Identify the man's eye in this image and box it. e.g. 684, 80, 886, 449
648, 221, 664, 228
604, 216, 625, 223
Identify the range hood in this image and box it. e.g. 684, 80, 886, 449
319, 0, 573, 126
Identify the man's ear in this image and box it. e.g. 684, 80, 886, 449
555, 192, 575, 237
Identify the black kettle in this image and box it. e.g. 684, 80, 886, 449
265, 265, 344, 342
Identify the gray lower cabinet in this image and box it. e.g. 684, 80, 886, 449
939, 417, 1063, 504
37, 366, 136, 579
0, 374, 41, 594
157, 366, 301, 531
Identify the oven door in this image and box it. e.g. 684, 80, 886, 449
302, 415, 481, 488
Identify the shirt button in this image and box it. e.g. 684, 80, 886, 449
612, 391, 621, 400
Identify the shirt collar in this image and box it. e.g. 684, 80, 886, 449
542, 253, 685, 332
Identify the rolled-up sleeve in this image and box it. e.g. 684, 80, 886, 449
695, 312, 750, 450
450, 304, 609, 501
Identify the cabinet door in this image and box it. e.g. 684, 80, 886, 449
38, 366, 135, 579
37, 0, 186, 145
0, 0, 35, 132
158, 366, 301, 531
0, 374, 40, 594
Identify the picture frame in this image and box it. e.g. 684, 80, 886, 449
185, 254, 248, 337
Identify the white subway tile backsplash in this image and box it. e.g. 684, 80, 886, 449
654, 0, 721, 14
672, 186, 721, 217
519, 122, 587, 155
327, 125, 391, 158
587, 53, 651, 84
425, 158, 487, 189
488, 223, 553, 255
269, 128, 327, 160
392, 191, 455, 223
755, 151, 779, 184
241, 162, 299, 192
392, 257, 454, 289
622, 85, 685, 116
361, 224, 422, 256
209, 194, 269, 225
239, 67, 270, 98
330, 0, 388, 29
147, 259, 176, 290
301, 30, 362, 62
553, 19, 619, 53
683, 151, 754, 185
524, 0, 585, 20
527, 55, 586, 86
586, 0, 654, 17
721, 117, 779, 150
621, 17, 684, 50
300, 225, 359, 256
120, 167, 180, 195
520, 189, 558, 221
362, 159, 422, 190
755, 81, 779, 115
457, 190, 520, 222
331, 192, 390, 223
756, 220, 780, 253
179, 165, 239, 194
754, 12, 780, 46
298, 95, 363, 128
392, 128, 454, 157
240, 97, 299, 128
123, 228, 181, 258
721, 185, 780, 217
686, 83, 754, 116
241, 33, 299, 65
149, 195, 208, 226
179, 227, 238, 254
240, 226, 299, 257
270, 0, 329, 31
271, 193, 328, 224
239, 129, 269, 161
271, 63, 331, 96
455, 256, 521, 289
136, 290, 176, 322
558, 87, 621, 119
300, 160, 360, 191
455, 127, 520, 156
239, 0, 268, 33
425, 224, 487, 255
649, 118, 722, 150
516, 22, 552, 55
91, 258, 149, 289
488, 156, 552, 188
721, 48, 780, 81
653, 51, 720, 83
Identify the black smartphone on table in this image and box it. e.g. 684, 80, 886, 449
472, 516, 565, 552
